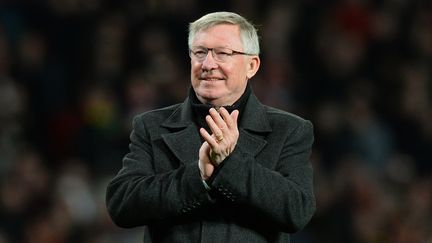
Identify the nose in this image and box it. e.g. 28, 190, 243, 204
201, 51, 219, 70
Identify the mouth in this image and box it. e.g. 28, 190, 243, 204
200, 77, 225, 81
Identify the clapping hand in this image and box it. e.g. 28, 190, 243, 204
198, 107, 239, 180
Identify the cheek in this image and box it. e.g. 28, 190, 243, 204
225, 66, 245, 82
190, 64, 200, 86
191, 62, 201, 74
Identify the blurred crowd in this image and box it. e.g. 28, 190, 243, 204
0, 0, 431, 242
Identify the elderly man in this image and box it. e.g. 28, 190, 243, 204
106, 11, 316, 243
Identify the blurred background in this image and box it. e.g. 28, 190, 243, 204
0, 0, 431, 242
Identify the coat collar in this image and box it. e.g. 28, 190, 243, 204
160, 92, 272, 164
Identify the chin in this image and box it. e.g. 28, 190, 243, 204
196, 89, 224, 102
198, 90, 221, 100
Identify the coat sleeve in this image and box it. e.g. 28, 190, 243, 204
208, 119, 316, 233
105, 115, 211, 228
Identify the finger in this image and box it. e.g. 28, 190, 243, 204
209, 108, 227, 130
199, 127, 219, 148
231, 109, 239, 127
219, 107, 235, 129
205, 114, 224, 140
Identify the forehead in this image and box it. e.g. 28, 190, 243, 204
192, 24, 243, 49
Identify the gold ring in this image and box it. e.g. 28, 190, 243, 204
215, 134, 224, 142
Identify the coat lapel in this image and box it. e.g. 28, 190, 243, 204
161, 124, 201, 164
161, 98, 201, 164
236, 93, 272, 157
160, 92, 273, 163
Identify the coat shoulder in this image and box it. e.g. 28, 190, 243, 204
263, 106, 314, 150
264, 105, 311, 128
134, 103, 181, 124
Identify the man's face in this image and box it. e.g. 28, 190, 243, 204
190, 24, 260, 106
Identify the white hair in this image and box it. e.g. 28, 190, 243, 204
188, 12, 260, 55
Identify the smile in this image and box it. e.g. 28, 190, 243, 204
200, 77, 224, 81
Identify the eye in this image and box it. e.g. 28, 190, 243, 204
193, 49, 207, 57
215, 49, 231, 57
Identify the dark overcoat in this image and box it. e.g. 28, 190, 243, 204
106, 92, 316, 243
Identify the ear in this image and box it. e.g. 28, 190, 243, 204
246, 56, 260, 79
